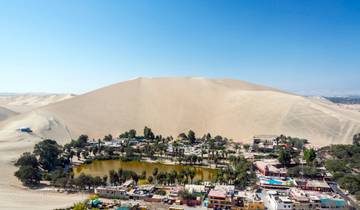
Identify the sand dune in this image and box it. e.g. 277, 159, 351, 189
1, 77, 360, 209
0, 106, 17, 121
3, 77, 357, 146
0, 93, 74, 113
0, 94, 81, 209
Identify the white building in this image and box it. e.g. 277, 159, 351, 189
184, 184, 206, 194
95, 186, 128, 199
265, 190, 293, 210
264, 189, 348, 210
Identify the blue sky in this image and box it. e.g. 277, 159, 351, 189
0, 0, 359, 95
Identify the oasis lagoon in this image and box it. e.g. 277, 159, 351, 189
74, 160, 218, 182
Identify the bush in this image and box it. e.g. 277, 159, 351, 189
73, 202, 87, 210
179, 190, 197, 200
325, 159, 350, 173
14, 165, 42, 186
14, 152, 42, 186
155, 189, 166, 196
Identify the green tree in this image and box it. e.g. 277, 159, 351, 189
353, 133, 360, 146
141, 170, 147, 179
103, 134, 113, 141
104, 146, 115, 156
152, 168, 159, 177
189, 169, 196, 184
144, 126, 154, 140
178, 133, 187, 140
205, 133, 212, 141
178, 190, 196, 200
187, 130, 196, 144
102, 175, 108, 184
243, 144, 250, 152
278, 149, 291, 166
338, 174, 360, 194
303, 148, 316, 164
14, 165, 41, 185
15, 152, 39, 168
128, 129, 136, 138
147, 176, 154, 183
325, 159, 350, 173
214, 135, 223, 142
132, 173, 139, 185
109, 170, 119, 185
124, 145, 134, 158
33, 139, 61, 171
77, 135, 89, 146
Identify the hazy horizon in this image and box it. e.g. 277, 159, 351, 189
0, 76, 359, 97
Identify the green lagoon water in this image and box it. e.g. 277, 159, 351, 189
74, 160, 217, 181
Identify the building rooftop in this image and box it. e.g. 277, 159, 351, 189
184, 184, 206, 193
278, 196, 292, 203
253, 135, 278, 140
214, 185, 235, 194
266, 188, 347, 208
208, 189, 226, 198
290, 188, 309, 202
235, 191, 262, 202
305, 180, 330, 188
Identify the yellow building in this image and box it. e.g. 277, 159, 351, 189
232, 191, 265, 210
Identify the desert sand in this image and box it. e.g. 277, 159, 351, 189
0, 106, 17, 121
337, 104, 360, 112
0, 77, 360, 209
0, 94, 83, 210
0, 93, 74, 113
39, 77, 360, 146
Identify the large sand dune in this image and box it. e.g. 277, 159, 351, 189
2, 77, 358, 146
41, 77, 360, 145
1, 77, 360, 209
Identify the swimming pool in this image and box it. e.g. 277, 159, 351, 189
267, 179, 283, 185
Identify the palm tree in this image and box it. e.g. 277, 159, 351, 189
152, 168, 158, 177
189, 169, 196, 184
170, 170, 177, 185
197, 156, 203, 165
177, 174, 184, 185
152, 167, 158, 184
147, 176, 154, 184
109, 170, 118, 185
201, 146, 205, 159
177, 156, 183, 165
179, 169, 187, 184
69, 150, 75, 163
235, 144, 239, 154
102, 175, 108, 185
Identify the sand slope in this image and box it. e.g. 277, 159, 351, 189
13, 76, 359, 146
0, 106, 17, 121
0, 94, 82, 210
0, 93, 74, 113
